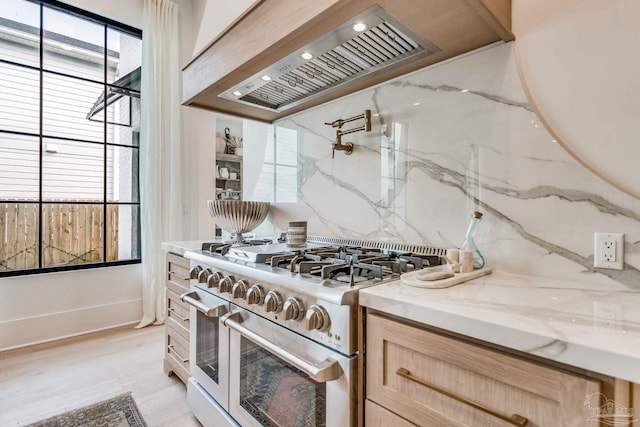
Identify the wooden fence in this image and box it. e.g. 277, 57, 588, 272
0, 203, 118, 271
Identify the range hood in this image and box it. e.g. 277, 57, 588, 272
183, 0, 513, 123
219, 6, 440, 113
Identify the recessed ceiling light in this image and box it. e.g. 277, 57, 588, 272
232, 90, 242, 96
300, 52, 314, 60
352, 22, 367, 32
261, 75, 272, 81
413, 102, 421, 106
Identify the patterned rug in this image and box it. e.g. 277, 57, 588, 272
24, 393, 147, 427
241, 346, 326, 427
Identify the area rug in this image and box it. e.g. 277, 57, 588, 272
25, 392, 147, 427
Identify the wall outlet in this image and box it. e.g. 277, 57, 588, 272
593, 232, 624, 270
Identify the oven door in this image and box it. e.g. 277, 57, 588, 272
182, 288, 230, 409
222, 305, 356, 427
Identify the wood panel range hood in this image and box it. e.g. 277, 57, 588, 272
182, 0, 513, 123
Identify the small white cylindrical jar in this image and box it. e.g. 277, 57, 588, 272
446, 248, 460, 263
459, 250, 474, 273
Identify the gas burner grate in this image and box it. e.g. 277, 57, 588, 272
270, 241, 445, 285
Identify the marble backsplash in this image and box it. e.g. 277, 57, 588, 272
265, 42, 640, 288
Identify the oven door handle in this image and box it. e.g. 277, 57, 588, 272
180, 291, 227, 318
221, 311, 342, 383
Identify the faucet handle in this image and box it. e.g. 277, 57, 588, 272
325, 119, 345, 128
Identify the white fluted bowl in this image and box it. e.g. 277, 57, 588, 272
207, 200, 270, 243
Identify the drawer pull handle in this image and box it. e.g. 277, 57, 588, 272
168, 307, 188, 322
167, 344, 188, 363
168, 271, 189, 281
396, 368, 528, 427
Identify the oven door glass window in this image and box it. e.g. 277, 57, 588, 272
195, 310, 220, 383
240, 337, 327, 427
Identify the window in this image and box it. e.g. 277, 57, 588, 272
251, 126, 298, 203
0, 0, 142, 276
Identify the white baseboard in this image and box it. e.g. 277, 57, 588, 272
0, 299, 143, 351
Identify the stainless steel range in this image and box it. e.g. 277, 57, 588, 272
182, 235, 445, 427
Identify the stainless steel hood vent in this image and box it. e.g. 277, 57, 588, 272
219, 5, 440, 112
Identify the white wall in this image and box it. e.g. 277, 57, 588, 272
183, 107, 217, 239
191, 0, 257, 58
513, 0, 640, 199
0, 265, 142, 350
0, 0, 214, 350
243, 120, 270, 200
187, 0, 255, 227
62, 0, 143, 28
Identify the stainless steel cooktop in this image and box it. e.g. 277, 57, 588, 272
184, 236, 447, 354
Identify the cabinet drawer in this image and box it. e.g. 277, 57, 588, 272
366, 313, 601, 427
167, 252, 190, 294
167, 290, 190, 338
167, 326, 190, 372
365, 399, 416, 427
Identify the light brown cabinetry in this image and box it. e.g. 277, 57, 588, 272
365, 399, 416, 427
365, 311, 616, 427
609, 380, 640, 427
164, 252, 191, 384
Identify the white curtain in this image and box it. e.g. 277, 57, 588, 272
138, 0, 184, 327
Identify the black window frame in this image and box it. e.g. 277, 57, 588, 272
0, 0, 142, 277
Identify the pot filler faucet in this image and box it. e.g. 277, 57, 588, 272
325, 109, 371, 158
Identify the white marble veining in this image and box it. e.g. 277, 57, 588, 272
360, 271, 640, 382
263, 42, 640, 289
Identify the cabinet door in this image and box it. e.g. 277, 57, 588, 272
366, 313, 601, 427
610, 380, 640, 427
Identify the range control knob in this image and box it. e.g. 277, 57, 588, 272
206, 271, 224, 288
218, 275, 235, 293
283, 297, 304, 321
246, 285, 265, 305
305, 305, 330, 331
189, 265, 202, 280
198, 268, 213, 283
232, 279, 249, 299
264, 291, 283, 313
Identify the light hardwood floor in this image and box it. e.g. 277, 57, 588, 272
0, 325, 200, 427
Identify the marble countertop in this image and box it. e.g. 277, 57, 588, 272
360, 271, 640, 383
161, 240, 213, 256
